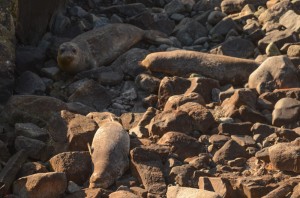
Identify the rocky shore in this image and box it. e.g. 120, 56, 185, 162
0, 0, 300, 197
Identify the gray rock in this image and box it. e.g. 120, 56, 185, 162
272, 98, 300, 127
173, 18, 208, 46
135, 73, 160, 94
279, 10, 300, 33
69, 6, 88, 18
14, 136, 46, 160
207, 11, 226, 25
15, 123, 49, 142
14, 71, 46, 95
209, 18, 240, 36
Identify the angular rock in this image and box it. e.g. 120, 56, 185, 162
169, 164, 198, 187
178, 102, 215, 133
218, 122, 252, 136
13, 172, 67, 198
0, 150, 27, 196
67, 114, 97, 151
148, 109, 193, 137
167, 185, 221, 198
164, 92, 205, 111
269, 139, 300, 172
14, 71, 46, 95
15, 123, 49, 142
272, 98, 300, 127
17, 162, 48, 178
65, 188, 110, 198
258, 29, 298, 52
198, 177, 234, 198
279, 10, 300, 33
231, 135, 256, 148
213, 140, 248, 165
0, 95, 67, 126
211, 38, 255, 59
130, 147, 167, 196
173, 18, 208, 46
248, 56, 300, 94
287, 45, 300, 57
209, 18, 240, 36
14, 136, 46, 160
109, 190, 139, 198
49, 151, 92, 185
135, 73, 160, 94
68, 80, 112, 111
157, 132, 205, 160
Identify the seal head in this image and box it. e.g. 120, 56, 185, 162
57, 42, 91, 74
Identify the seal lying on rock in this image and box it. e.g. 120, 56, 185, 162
57, 23, 173, 74
140, 50, 260, 85
89, 119, 130, 188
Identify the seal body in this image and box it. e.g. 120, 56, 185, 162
141, 50, 259, 85
89, 121, 130, 188
57, 24, 144, 73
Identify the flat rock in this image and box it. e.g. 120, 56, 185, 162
248, 56, 300, 94
130, 147, 167, 196
49, 151, 92, 185
13, 172, 67, 198
164, 92, 205, 111
198, 177, 234, 198
167, 185, 221, 198
109, 190, 139, 198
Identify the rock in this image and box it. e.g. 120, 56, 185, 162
178, 102, 215, 133
265, 42, 281, 56
130, 187, 147, 198
169, 164, 199, 187
13, 172, 67, 198
218, 122, 252, 136
148, 109, 193, 137
213, 139, 248, 165
0, 140, 10, 162
17, 162, 48, 178
198, 177, 234, 198
16, 0, 67, 45
109, 190, 139, 198
0, 95, 67, 126
49, 151, 92, 185
130, 147, 167, 196
279, 10, 300, 33
211, 38, 255, 59
14, 136, 46, 160
67, 181, 81, 194
0, 150, 27, 196
208, 11, 226, 25
258, 0, 292, 25
164, 92, 205, 111
164, 0, 194, 15
258, 29, 298, 53
262, 183, 294, 198
157, 132, 205, 160
231, 135, 256, 148
287, 45, 300, 57
67, 114, 98, 151
269, 139, 300, 173
89, 121, 130, 189
135, 73, 160, 94
141, 50, 259, 85
101, 3, 147, 18
65, 188, 110, 198
120, 112, 143, 131
272, 98, 300, 127
111, 48, 149, 77
167, 185, 222, 198
209, 18, 240, 36
173, 18, 208, 46
68, 80, 112, 111
209, 135, 231, 152
15, 123, 49, 142
248, 56, 300, 94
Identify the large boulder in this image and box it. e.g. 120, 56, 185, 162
248, 56, 300, 94
272, 98, 300, 127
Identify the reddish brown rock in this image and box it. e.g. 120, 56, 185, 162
13, 172, 67, 198
167, 185, 222, 198
218, 122, 252, 136
157, 132, 205, 160
164, 92, 205, 111
120, 112, 143, 131
130, 147, 167, 196
198, 177, 234, 198
49, 151, 92, 185
269, 139, 300, 173
17, 162, 48, 178
86, 112, 119, 127
65, 188, 110, 198
109, 190, 139, 198
67, 114, 98, 151
148, 109, 193, 137
213, 140, 248, 165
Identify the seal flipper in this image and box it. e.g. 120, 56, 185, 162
143, 30, 174, 46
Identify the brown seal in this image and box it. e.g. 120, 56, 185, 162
140, 50, 260, 85
57, 23, 172, 74
89, 120, 130, 188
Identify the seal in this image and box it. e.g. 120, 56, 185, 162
89, 119, 130, 189
140, 50, 260, 85
57, 23, 173, 74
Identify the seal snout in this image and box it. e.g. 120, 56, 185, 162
57, 42, 82, 73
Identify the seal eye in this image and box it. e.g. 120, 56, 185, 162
72, 48, 77, 53
59, 48, 65, 54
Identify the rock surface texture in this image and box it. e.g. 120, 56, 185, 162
0, 0, 300, 197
